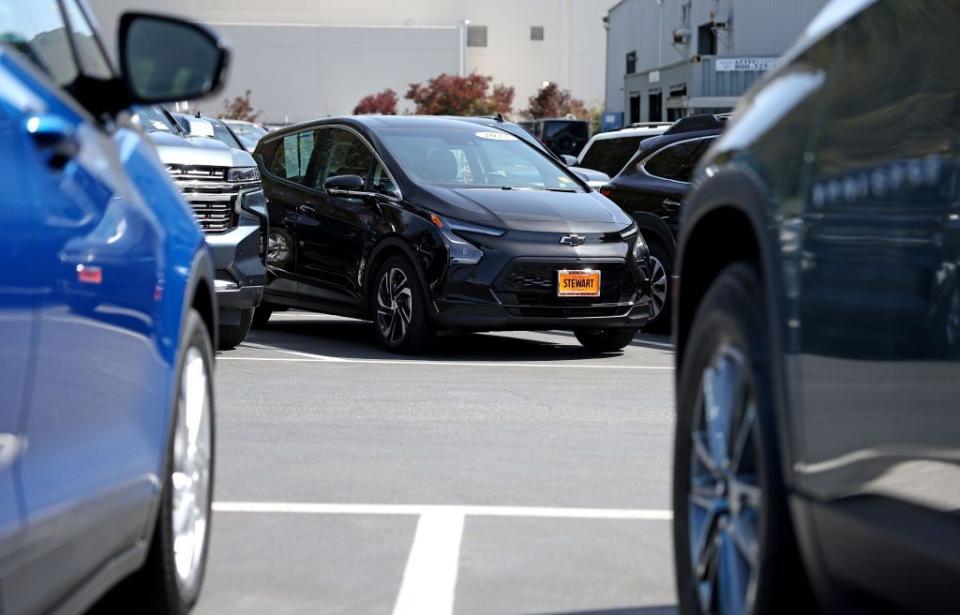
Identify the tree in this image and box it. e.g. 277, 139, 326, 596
221, 90, 260, 122
353, 89, 399, 115
524, 82, 587, 120
406, 73, 514, 116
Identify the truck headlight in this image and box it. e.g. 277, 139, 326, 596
227, 166, 260, 182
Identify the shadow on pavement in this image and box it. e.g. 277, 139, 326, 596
527, 606, 677, 615
235, 314, 655, 364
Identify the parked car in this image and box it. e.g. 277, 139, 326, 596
253, 115, 652, 352
0, 3, 226, 612
672, 1, 960, 613
519, 118, 590, 157
135, 106, 268, 349
576, 123, 672, 177
224, 119, 268, 151
600, 115, 727, 331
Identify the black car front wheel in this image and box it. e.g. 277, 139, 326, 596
574, 328, 638, 352
371, 256, 434, 353
644, 240, 673, 333
673, 262, 810, 615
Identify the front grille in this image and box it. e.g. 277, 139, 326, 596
166, 165, 259, 233
497, 261, 638, 307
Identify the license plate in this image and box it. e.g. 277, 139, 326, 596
557, 269, 601, 297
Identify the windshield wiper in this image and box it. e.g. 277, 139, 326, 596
543, 188, 576, 193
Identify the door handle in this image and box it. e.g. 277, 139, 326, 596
26, 114, 79, 169
662, 198, 682, 211
298, 204, 317, 215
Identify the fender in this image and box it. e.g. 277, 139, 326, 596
363, 235, 441, 316
630, 211, 676, 254
677, 167, 799, 489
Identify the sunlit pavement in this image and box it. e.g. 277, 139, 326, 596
195, 312, 678, 615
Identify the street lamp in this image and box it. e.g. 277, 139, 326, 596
460, 19, 470, 77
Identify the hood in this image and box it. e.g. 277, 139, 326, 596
146, 131, 256, 168
421, 186, 633, 233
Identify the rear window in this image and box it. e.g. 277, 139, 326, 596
579, 136, 644, 177
643, 138, 713, 183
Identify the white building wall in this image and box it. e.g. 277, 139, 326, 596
88, 0, 617, 120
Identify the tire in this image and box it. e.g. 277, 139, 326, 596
218, 308, 253, 350
107, 309, 215, 614
644, 239, 673, 334
574, 327, 638, 352
370, 255, 434, 353
673, 263, 811, 615
251, 304, 273, 329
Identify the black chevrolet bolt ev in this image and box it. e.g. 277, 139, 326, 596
673, 1, 960, 613
252, 116, 651, 352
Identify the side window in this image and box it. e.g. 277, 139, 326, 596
643, 139, 705, 182
269, 130, 316, 184
318, 128, 377, 188
61, 0, 112, 80
0, 2, 78, 86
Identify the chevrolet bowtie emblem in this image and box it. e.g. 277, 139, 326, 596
560, 234, 586, 247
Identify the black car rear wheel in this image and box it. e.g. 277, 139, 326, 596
371, 256, 434, 354
574, 327, 638, 352
673, 263, 810, 615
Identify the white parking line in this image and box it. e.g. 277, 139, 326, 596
223, 344, 672, 370
212, 501, 673, 520
392, 511, 465, 615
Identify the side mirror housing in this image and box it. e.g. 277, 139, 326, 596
324, 175, 366, 194
118, 12, 229, 104
561, 154, 578, 166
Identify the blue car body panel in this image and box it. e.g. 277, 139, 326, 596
0, 39, 211, 611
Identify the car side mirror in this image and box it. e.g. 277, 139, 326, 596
561, 154, 578, 166
118, 12, 229, 104
324, 175, 366, 195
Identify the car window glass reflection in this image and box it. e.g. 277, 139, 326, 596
0, 0, 77, 86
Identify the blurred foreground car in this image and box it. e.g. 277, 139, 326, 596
672, 1, 960, 613
601, 115, 727, 332
254, 116, 651, 353
0, 2, 226, 612
136, 107, 268, 349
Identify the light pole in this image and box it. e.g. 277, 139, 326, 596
460, 19, 470, 77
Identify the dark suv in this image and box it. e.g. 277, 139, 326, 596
673, 1, 960, 613
600, 115, 726, 331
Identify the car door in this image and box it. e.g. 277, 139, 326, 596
1, 2, 169, 608
296, 126, 387, 308
0, 54, 35, 560
796, 1, 960, 605
261, 127, 320, 297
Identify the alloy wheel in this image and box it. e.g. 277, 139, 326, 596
377, 267, 413, 344
649, 256, 668, 320
171, 346, 213, 595
689, 342, 761, 615
267, 231, 290, 265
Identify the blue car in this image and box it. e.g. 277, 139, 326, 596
0, 2, 228, 612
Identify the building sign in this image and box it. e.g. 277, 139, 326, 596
715, 57, 779, 72
648, 70, 660, 84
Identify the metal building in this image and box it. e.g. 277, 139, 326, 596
603, 0, 828, 128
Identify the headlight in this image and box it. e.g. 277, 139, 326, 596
430, 214, 505, 265
227, 166, 260, 182
633, 232, 650, 263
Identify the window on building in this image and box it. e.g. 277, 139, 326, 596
467, 25, 487, 47
626, 51, 637, 74
649, 91, 663, 122
530, 26, 544, 41
629, 95, 641, 125
698, 23, 717, 55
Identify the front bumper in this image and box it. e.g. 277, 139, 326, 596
206, 221, 266, 312
434, 299, 650, 330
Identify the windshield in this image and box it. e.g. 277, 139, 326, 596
579, 135, 645, 177
227, 121, 268, 140
132, 105, 181, 134
208, 120, 245, 150
379, 125, 583, 192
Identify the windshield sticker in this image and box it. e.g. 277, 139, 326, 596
475, 131, 517, 141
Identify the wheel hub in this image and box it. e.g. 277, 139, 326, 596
376, 267, 413, 344
649, 256, 668, 319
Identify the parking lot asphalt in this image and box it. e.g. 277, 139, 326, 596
195, 312, 678, 615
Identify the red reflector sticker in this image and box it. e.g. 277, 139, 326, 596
76, 264, 102, 285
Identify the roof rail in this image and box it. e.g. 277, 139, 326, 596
626, 122, 673, 128
663, 114, 728, 135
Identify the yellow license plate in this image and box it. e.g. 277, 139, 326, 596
557, 269, 601, 297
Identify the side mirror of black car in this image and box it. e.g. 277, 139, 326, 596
561, 154, 578, 166
324, 175, 366, 195
118, 13, 229, 104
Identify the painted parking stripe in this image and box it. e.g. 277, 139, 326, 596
223, 344, 672, 370
392, 511, 464, 615
212, 502, 673, 520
